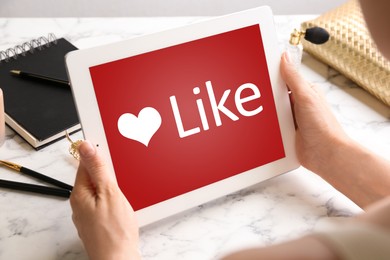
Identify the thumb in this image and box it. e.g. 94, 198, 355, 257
280, 52, 312, 100
78, 140, 118, 193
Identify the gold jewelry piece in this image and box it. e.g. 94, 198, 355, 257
289, 29, 305, 46
65, 131, 83, 160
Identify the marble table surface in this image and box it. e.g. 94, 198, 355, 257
0, 16, 389, 260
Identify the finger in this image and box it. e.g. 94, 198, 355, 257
78, 140, 118, 194
73, 162, 92, 193
280, 52, 314, 100
287, 91, 298, 129
70, 162, 95, 214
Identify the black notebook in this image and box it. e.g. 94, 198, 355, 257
0, 35, 80, 149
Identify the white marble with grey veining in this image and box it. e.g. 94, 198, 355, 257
0, 16, 389, 260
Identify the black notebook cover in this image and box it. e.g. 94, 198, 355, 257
0, 37, 80, 149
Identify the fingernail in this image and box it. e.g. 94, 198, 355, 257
284, 51, 292, 64
79, 140, 96, 158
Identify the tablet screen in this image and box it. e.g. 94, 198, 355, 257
89, 24, 285, 211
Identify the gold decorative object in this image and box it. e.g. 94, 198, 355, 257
301, 0, 390, 106
65, 131, 83, 160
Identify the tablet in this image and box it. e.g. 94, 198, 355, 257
66, 6, 299, 227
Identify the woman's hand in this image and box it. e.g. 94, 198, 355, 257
281, 52, 390, 207
280, 52, 348, 174
70, 141, 141, 260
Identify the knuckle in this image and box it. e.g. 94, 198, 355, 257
84, 158, 107, 176
69, 190, 83, 206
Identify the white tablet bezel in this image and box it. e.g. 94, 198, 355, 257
66, 6, 299, 227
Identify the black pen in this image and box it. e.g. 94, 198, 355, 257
0, 179, 71, 198
10, 69, 69, 86
0, 160, 73, 190
0, 160, 73, 198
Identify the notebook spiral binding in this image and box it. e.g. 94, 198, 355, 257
0, 33, 57, 63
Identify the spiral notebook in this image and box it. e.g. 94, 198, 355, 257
0, 34, 80, 149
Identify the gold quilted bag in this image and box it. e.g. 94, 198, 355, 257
301, 0, 390, 106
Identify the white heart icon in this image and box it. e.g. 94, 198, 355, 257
118, 107, 162, 147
